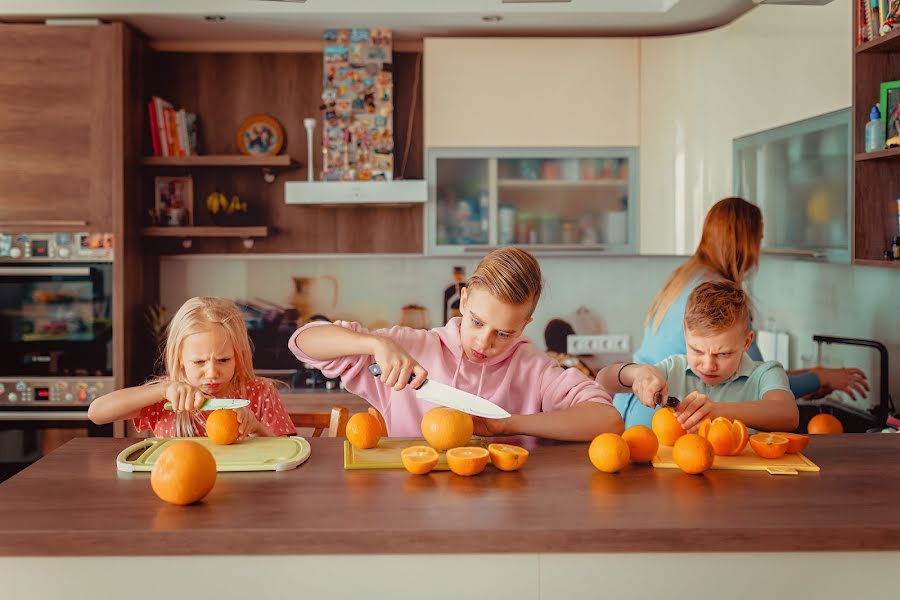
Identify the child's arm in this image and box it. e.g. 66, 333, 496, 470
87, 381, 206, 425
292, 323, 428, 390
475, 401, 624, 441
677, 389, 799, 433
596, 362, 669, 408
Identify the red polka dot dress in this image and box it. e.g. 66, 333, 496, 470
134, 378, 296, 438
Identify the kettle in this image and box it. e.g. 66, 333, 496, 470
291, 275, 338, 323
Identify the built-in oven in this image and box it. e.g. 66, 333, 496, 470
0, 232, 115, 482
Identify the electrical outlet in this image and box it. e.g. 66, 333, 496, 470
566, 334, 631, 354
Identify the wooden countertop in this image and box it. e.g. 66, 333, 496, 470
1, 434, 898, 556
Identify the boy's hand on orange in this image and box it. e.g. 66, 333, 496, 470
373, 337, 428, 391
631, 365, 668, 409
676, 391, 717, 433
472, 415, 510, 437
164, 381, 208, 412
235, 407, 260, 439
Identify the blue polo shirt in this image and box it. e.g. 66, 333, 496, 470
655, 353, 791, 404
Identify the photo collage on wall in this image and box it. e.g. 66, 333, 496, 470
322, 28, 394, 181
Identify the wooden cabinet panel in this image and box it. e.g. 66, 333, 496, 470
0, 24, 119, 232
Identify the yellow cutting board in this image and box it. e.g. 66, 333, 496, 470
343, 437, 486, 470
116, 436, 311, 472
652, 445, 820, 475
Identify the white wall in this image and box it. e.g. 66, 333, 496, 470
639, 0, 851, 254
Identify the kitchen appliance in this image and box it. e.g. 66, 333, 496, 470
367, 364, 512, 419
0, 232, 115, 481
798, 335, 895, 433
117, 436, 311, 472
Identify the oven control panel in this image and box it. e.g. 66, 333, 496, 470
0, 232, 113, 262
0, 378, 114, 407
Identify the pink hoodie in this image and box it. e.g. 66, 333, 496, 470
288, 317, 612, 437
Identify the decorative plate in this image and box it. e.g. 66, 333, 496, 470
236, 114, 284, 156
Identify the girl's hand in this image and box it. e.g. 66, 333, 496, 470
373, 337, 428, 391
164, 381, 207, 412
472, 416, 510, 437
631, 366, 668, 409
676, 391, 717, 433
235, 407, 261, 440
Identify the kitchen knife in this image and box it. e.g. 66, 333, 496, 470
163, 398, 250, 411
367, 364, 511, 419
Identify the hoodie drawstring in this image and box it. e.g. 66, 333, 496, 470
476, 363, 486, 398
451, 352, 488, 398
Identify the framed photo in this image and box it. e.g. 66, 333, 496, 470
154, 176, 193, 226
880, 80, 900, 142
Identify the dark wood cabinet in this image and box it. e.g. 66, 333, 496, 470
0, 24, 123, 233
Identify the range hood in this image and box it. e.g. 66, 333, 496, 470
284, 180, 427, 205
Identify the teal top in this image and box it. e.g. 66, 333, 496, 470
654, 353, 790, 404
614, 280, 818, 428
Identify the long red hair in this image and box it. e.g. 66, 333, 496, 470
646, 197, 762, 331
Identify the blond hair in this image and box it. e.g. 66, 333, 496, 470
684, 280, 750, 336
162, 297, 255, 398
467, 247, 543, 310
647, 197, 762, 331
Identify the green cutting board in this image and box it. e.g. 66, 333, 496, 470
343, 437, 486, 470
116, 436, 311, 473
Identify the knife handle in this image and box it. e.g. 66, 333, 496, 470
653, 392, 680, 408
368, 363, 418, 386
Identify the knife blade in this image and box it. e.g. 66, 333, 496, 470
367, 364, 511, 419
163, 398, 250, 411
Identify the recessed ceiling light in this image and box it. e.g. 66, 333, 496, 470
204, 16, 226, 22
482, 15, 503, 23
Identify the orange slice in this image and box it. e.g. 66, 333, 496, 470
749, 433, 789, 459
446, 446, 489, 476
487, 443, 529, 471
400, 446, 439, 475
699, 416, 749, 456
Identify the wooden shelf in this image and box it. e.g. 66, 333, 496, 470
854, 147, 900, 161
855, 27, 900, 54
497, 178, 627, 187
141, 226, 268, 238
854, 258, 900, 268
142, 155, 293, 167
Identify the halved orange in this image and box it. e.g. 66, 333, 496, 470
773, 432, 809, 454
699, 417, 749, 456
446, 446, 489, 476
749, 433, 789, 459
400, 446, 439, 475
487, 443, 529, 471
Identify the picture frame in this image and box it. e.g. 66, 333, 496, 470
154, 175, 193, 226
879, 79, 900, 143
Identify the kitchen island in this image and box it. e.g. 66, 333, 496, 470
0, 435, 897, 599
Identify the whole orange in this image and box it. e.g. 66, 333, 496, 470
446, 446, 489, 476
205, 409, 240, 445
346, 412, 382, 449
487, 443, 529, 471
420, 407, 473, 451
651, 407, 686, 446
621, 425, 659, 463
368, 407, 389, 437
672, 433, 714, 475
749, 433, 789, 459
807, 413, 843, 435
588, 433, 630, 473
150, 440, 217, 505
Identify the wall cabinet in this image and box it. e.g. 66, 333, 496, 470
734, 109, 851, 263
427, 148, 638, 255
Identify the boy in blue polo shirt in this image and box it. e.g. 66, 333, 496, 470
597, 280, 799, 433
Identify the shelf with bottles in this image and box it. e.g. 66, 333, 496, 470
428, 149, 638, 254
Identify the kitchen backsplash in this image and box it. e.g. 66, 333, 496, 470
160, 255, 899, 408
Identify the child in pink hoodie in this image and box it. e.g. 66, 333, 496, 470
289, 247, 623, 441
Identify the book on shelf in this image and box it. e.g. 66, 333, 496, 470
148, 95, 200, 157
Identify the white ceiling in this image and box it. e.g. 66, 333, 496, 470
0, 0, 760, 41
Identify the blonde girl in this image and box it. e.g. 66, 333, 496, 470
89, 297, 295, 438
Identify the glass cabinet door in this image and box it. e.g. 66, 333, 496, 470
428, 148, 638, 255
734, 109, 851, 262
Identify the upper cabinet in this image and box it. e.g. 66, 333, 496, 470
428, 148, 638, 255
734, 109, 851, 263
424, 38, 639, 148
0, 24, 122, 232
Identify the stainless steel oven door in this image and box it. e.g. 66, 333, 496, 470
0, 264, 112, 377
